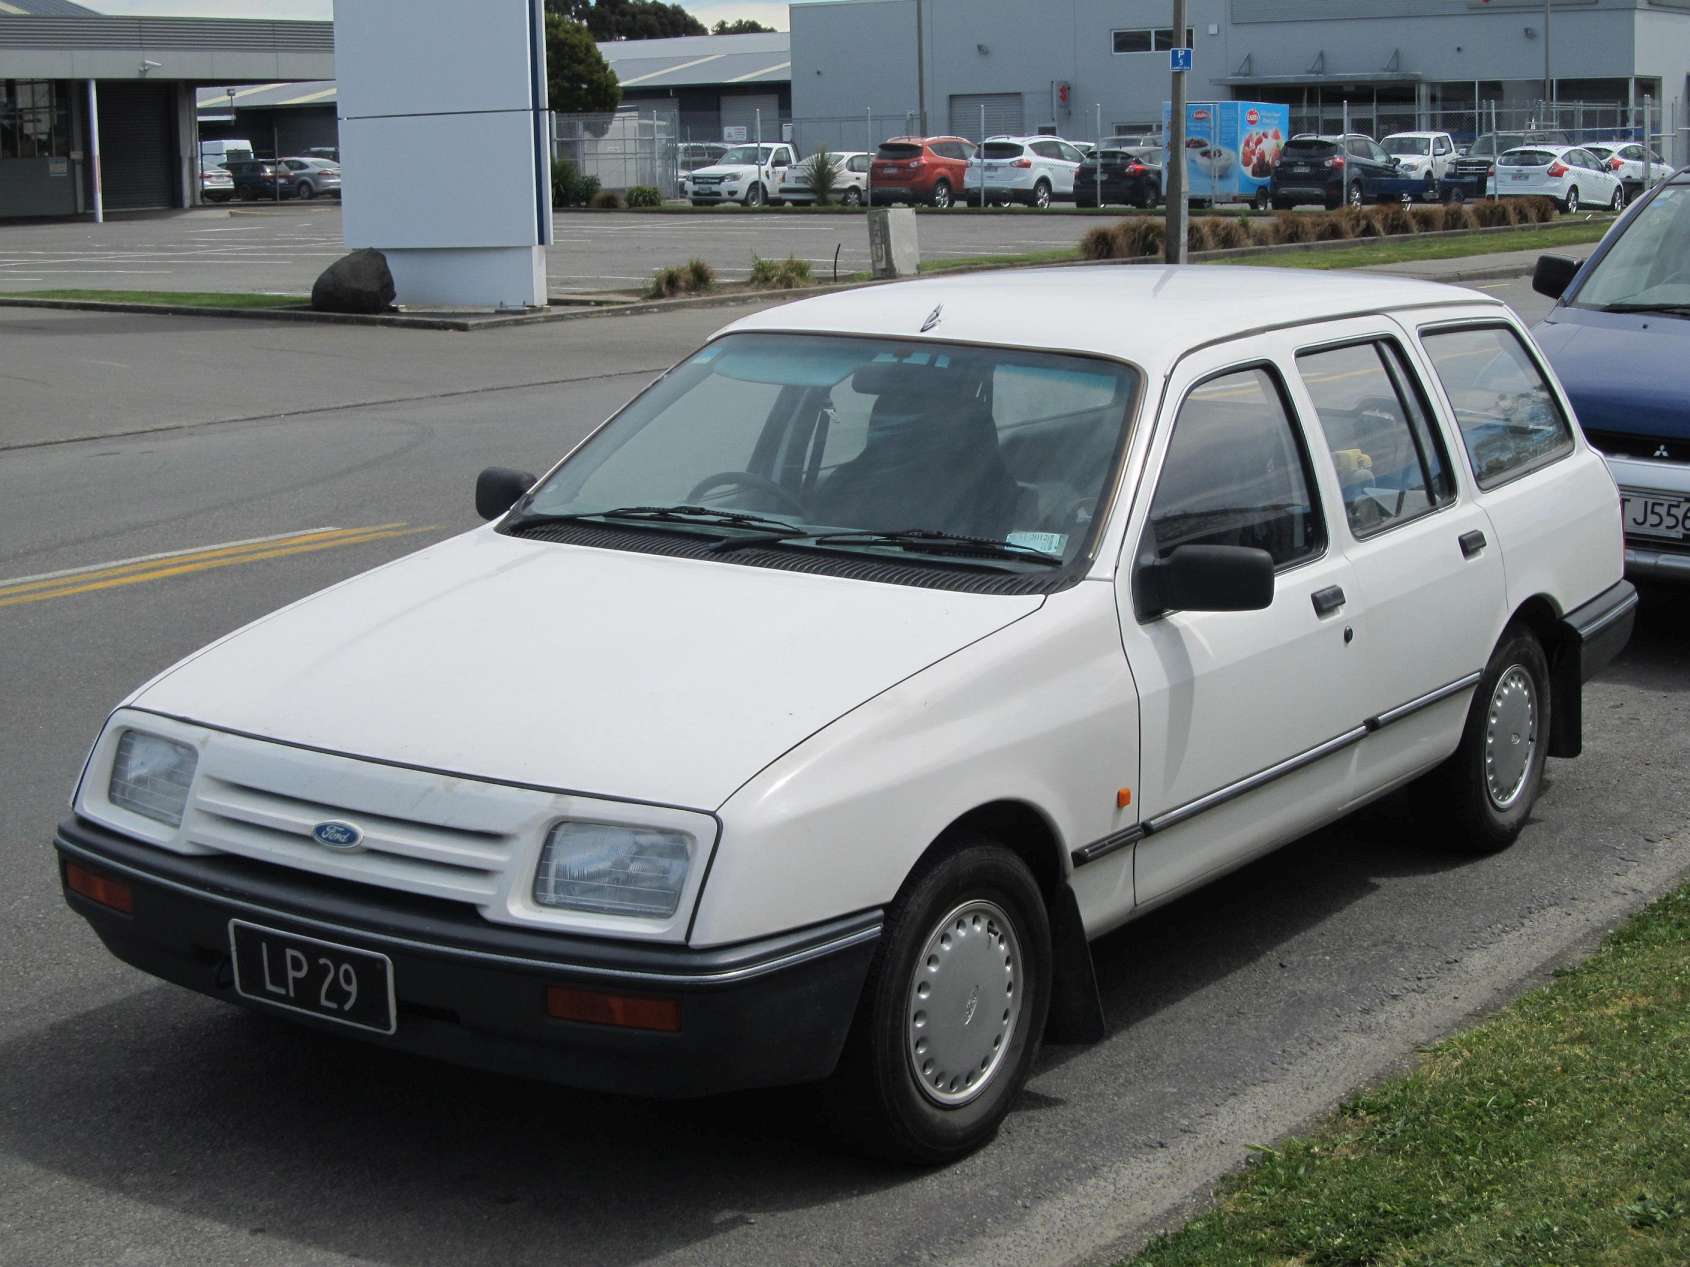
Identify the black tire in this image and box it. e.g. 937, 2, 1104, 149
1445, 186, 1466, 205
744, 183, 765, 208
1032, 179, 1052, 209
1347, 181, 1364, 210
1252, 188, 1272, 212
829, 836, 1051, 1164
1563, 185, 1579, 214
1428, 625, 1551, 853
843, 186, 862, 206
1075, 194, 1098, 209
296, 181, 315, 200
1272, 197, 1293, 211
1611, 185, 1626, 212
930, 178, 953, 209
690, 199, 709, 208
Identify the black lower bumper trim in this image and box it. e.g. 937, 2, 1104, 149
1564, 579, 1638, 683
55, 818, 879, 1098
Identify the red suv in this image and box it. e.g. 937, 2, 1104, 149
869, 135, 975, 208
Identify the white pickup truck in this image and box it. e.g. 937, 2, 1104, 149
685, 142, 797, 207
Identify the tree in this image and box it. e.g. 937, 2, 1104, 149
712, 19, 775, 34
548, 0, 706, 40
546, 14, 622, 115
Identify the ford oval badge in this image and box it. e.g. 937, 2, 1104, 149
311, 820, 364, 851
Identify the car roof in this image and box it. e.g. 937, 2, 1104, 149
882, 135, 968, 145
718, 266, 1496, 368
1382, 131, 1447, 138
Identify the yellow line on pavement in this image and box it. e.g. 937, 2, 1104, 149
0, 525, 429, 610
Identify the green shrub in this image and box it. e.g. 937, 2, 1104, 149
646, 266, 685, 298
625, 185, 662, 208
550, 159, 604, 208
683, 258, 715, 291
801, 146, 839, 206
1079, 225, 1119, 260
748, 255, 813, 289
590, 188, 623, 210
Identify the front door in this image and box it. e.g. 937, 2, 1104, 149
1116, 346, 1362, 910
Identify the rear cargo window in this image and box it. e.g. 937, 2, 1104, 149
1281, 140, 1338, 158
877, 143, 922, 160
982, 142, 1024, 160
1419, 324, 1573, 490
1500, 150, 1556, 167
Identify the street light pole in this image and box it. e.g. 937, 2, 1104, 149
1543, 0, 1552, 126
914, 0, 926, 136
1165, 0, 1189, 264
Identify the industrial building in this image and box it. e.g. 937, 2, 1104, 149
790, 0, 1689, 156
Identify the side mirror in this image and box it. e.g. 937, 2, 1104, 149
1134, 544, 1275, 622
1532, 254, 1581, 301
476, 467, 537, 521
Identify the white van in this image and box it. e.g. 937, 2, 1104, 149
198, 139, 254, 167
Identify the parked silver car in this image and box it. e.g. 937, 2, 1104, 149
281, 157, 341, 200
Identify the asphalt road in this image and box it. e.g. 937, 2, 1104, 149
2, 278, 1687, 1267
0, 205, 1109, 297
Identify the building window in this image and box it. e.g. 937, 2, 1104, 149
0, 80, 71, 160
1111, 28, 1194, 55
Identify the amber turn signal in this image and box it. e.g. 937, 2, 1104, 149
65, 860, 134, 914
546, 985, 681, 1033
1116, 787, 1133, 809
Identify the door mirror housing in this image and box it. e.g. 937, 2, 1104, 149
1532, 254, 1582, 301
1134, 544, 1275, 622
476, 467, 537, 521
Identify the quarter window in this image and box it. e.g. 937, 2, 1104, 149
1296, 341, 1454, 538
1145, 366, 1324, 569
1419, 325, 1573, 488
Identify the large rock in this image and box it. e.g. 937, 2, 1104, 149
311, 248, 396, 314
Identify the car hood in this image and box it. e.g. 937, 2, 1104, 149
1534, 305, 1690, 440
132, 529, 1041, 810
692, 164, 758, 178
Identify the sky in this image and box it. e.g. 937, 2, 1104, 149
85, 0, 805, 29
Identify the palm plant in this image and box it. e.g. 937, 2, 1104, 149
803, 146, 840, 207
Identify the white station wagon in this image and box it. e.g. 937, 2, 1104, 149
58, 267, 1635, 1163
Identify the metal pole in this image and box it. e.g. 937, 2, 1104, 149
1164, 0, 1189, 263
756, 107, 763, 199
1543, 0, 1552, 127
1096, 102, 1102, 207
914, 0, 926, 137
272, 120, 280, 202
86, 78, 103, 224
867, 108, 873, 207
1643, 94, 1651, 191
980, 103, 986, 207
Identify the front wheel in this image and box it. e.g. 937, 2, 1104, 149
1032, 179, 1052, 209
744, 183, 765, 208
1562, 185, 1579, 214
1427, 625, 1550, 853
830, 838, 1051, 1164
1611, 185, 1626, 212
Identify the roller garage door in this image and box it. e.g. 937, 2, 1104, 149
950, 93, 1023, 142
98, 82, 177, 211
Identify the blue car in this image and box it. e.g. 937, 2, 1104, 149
1532, 166, 1690, 583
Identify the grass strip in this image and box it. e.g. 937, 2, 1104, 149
1126, 880, 1690, 1267
1232, 220, 1611, 270
13, 289, 309, 309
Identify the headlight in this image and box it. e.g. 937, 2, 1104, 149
533, 821, 693, 918
108, 729, 197, 827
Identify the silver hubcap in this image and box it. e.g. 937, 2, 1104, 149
906, 900, 1023, 1107
1485, 665, 1538, 809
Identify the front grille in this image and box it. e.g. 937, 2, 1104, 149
1584, 430, 1686, 463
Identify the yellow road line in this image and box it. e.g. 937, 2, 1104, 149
0, 525, 400, 600
0, 525, 429, 610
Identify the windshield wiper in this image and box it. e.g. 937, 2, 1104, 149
1594, 302, 1690, 317
506, 505, 803, 535
800, 528, 1064, 566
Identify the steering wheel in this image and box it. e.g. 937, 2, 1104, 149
684, 471, 808, 518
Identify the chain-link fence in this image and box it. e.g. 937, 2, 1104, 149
552, 110, 677, 194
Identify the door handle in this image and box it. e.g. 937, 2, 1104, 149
1459, 529, 1488, 558
1311, 585, 1346, 616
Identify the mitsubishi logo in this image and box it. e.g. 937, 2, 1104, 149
1655, 444, 1671, 459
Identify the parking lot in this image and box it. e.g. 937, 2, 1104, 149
0, 205, 1113, 297
3, 273, 1688, 1267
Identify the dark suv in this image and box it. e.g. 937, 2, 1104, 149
1268, 134, 1398, 210
1445, 130, 1571, 201
223, 160, 297, 201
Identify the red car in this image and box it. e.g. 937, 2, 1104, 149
868, 135, 975, 208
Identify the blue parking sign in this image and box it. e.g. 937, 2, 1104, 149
1170, 47, 1193, 72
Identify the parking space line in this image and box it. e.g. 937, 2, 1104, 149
0, 524, 428, 610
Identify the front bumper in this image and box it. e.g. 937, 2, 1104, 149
688, 187, 744, 203
55, 817, 880, 1098
1605, 452, 1690, 583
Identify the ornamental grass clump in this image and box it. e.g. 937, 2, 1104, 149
749, 255, 813, 289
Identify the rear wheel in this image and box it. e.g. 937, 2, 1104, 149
1426, 625, 1550, 853
842, 186, 862, 207
296, 181, 315, 200
1347, 181, 1364, 210
930, 179, 953, 209
829, 837, 1051, 1164
1562, 185, 1579, 214
1444, 185, 1466, 205
1032, 179, 1052, 209
1253, 187, 1273, 212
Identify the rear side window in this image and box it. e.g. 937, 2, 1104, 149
1296, 340, 1455, 539
1145, 366, 1325, 569
1419, 325, 1574, 489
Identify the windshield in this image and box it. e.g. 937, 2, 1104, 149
1572, 185, 1690, 310
519, 333, 1139, 571
1383, 137, 1430, 156
718, 146, 776, 165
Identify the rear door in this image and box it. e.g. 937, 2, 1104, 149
1116, 342, 1362, 908
1287, 322, 1506, 800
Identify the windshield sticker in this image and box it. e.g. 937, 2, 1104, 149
1008, 532, 1068, 554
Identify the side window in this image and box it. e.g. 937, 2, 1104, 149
1346, 137, 1369, 159
849, 154, 870, 173
1057, 141, 1086, 164
1295, 340, 1454, 539
1029, 140, 1058, 160
1369, 142, 1390, 164
1419, 325, 1574, 489
1144, 366, 1325, 570
1435, 136, 1451, 155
